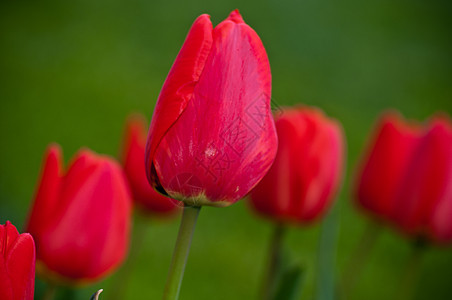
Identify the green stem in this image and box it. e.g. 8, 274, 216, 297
396, 240, 426, 300
162, 205, 201, 300
42, 282, 57, 300
340, 221, 381, 299
260, 223, 286, 300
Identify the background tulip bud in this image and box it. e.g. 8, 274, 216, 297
354, 112, 422, 221
145, 10, 278, 207
393, 116, 452, 244
121, 114, 179, 215
355, 112, 452, 244
26, 144, 132, 284
249, 107, 345, 224
0, 221, 35, 300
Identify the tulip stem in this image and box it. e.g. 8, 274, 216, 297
42, 282, 57, 300
162, 205, 201, 300
340, 220, 381, 299
396, 239, 427, 300
260, 223, 286, 300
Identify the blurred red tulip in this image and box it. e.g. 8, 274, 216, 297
394, 117, 452, 244
145, 10, 277, 207
355, 112, 452, 244
249, 107, 345, 224
121, 114, 179, 215
0, 221, 35, 300
355, 112, 422, 221
26, 144, 132, 284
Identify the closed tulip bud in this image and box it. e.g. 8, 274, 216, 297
355, 112, 452, 244
26, 144, 132, 285
393, 116, 452, 244
0, 221, 35, 300
122, 114, 179, 215
250, 107, 345, 224
355, 112, 422, 221
145, 10, 278, 207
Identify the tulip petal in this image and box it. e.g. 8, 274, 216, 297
0, 222, 18, 300
249, 112, 300, 218
146, 14, 213, 185
153, 10, 277, 205
292, 111, 344, 221
355, 113, 422, 221
123, 116, 178, 214
26, 145, 62, 236
395, 118, 452, 241
6, 234, 35, 300
0, 255, 13, 300
0, 221, 19, 257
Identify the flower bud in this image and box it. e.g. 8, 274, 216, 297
355, 112, 422, 221
250, 107, 345, 224
145, 10, 277, 207
0, 221, 35, 300
393, 116, 452, 244
26, 144, 132, 284
355, 112, 452, 244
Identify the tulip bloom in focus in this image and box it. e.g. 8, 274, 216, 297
355, 112, 452, 244
0, 221, 35, 300
250, 107, 345, 224
122, 114, 179, 215
26, 144, 132, 284
145, 10, 277, 207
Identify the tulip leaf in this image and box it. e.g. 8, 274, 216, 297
272, 263, 305, 300
89, 289, 103, 300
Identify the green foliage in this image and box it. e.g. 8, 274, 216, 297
0, 0, 451, 299
273, 263, 305, 300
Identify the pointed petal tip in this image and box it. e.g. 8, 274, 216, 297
46, 143, 62, 156
43, 143, 63, 173
429, 113, 452, 130
126, 113, 147, 125
227, 9, 244, 24
199, 13, 211, 19
195, 13, 211, 24
126, 113, 147, 134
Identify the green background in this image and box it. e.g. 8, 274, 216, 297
1, 0, 451, 299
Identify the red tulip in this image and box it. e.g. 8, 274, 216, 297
249, 107, 345, 224
355, 112, 422, 221
393, 116, 452, 244
26, 144, 132, 284
145, 10, 277, 207
355, 112, 452, 244
122, 114, 179, 215
0, 221, 35, 300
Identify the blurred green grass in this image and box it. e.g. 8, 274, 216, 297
0, 0, 451, 299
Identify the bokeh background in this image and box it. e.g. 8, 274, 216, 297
1, 0, 451, 299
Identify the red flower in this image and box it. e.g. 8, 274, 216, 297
26, 144, 132, 284
0, 221, 35, 300
355, 112, 452, 244
355, 112, 422, 221
121, 114, 179, 215
145, 10, 277, 207
249, 107, 345, 224
393, 117, 452, 244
